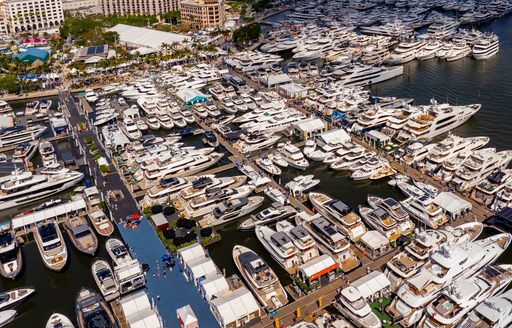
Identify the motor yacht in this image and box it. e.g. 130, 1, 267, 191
423, 134, 490, 173
309, 192, 367, 242
12, 140, 38, 163
284, 175, 319, 197
255, 157, 282, 175
0, 125, 46, 147
84, 89, 98, 103
91, 258, 120, 302
255, 225, 300, 272
106, 238, 132, 267
199, 196, 264, 227
145, 116, 161, 130
38, 99, 52, 114
401, 194, 448, 229
473, 33, 499, 60
386, 233, 512, 327
87, 210, 114, 237
427, 18, 460, 39
351, 158, 390, 180
268, 153, 288, 168
359, 206, 401, 242
156, 113, 174, 129
121, 117, 142, 141
34, 222, 68, 271
360, 46, 390, 65
182, 186, 254, 219
402, 142, 438, 166
458, 288, 512, 328
264, 187, 286, 204
0, 169, 84, 210
39, 141, 57, 167
331, 149, 370, 171
434, 149, 473, 182
236, 134, 281, 154
384, 222, 483, 291
416, 41, 443, 61
367, 196, 415, 235
24, 101, 39, 116
385, 39, 426, 64
64, 216, 98, 256
0, 287, 35, 310
420, 264, 512, 327
232, 245, 288, 310
452, 148, 512, 191
471, 169, 512, 206
333, 64, 404, 87
238, 203, 296, 231
0, 229, 22, 279
280, 144, 309, 170
334, 286, 381, 328
46, 313, 74, 328
296, 212, 360, 272
170, 112, 187, 128
246, 112, 307, 134
396, 100, 481, 142
445, 43, 472, 62
75, 287, 118, 328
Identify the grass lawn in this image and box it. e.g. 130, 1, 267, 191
370, 297, 401, 328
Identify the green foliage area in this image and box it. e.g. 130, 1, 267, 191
99, 164, 109, 174
252, 0, 272, 12
84, 136, 94, 144
233, 23, 261, 45
161, 11, 181, 25
0, 74, 20, 93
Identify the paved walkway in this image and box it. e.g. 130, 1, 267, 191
60, 91, 139, 223
118, 219, 218, 328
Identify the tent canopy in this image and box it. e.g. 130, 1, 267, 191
298, 254, 337, 279
433, 192, 472, 215
360, 230, 389, 250
211, 287, 259, 325
188, 257, 217, 280
200, 273, 230, 300
352, 271, 390, 299
178, 243, 205, 265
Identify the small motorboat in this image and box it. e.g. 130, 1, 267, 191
88, 210, 114, 237
0, 287, 35, 311
64, 217, 98, 256
92, 258, 120, 302
303, 139, 316, 157
203, 130, 219, 147
135, 119, 148, 131
75, 287, 118, 328
255, 157, 282, 175
46, 313, 75, 328
0, 310, 17, 327
0, 229, 22, 279
145, 116, 161, 130
106, 238, 132, 267
268, 153, 288, 168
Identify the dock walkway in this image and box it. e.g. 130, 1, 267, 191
117, 219, 219, 328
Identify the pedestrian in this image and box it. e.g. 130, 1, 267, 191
157, 295, 160, 301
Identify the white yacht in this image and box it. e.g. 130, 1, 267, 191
459, 288, 512, 328
39, 141, 57, 167
492, 181, 512, 211
255, 157, 282, 175
0, 100, 13, 115
396, 100, 481, 142
12, 140, 38, 163
232, 245, 288, 310
238, 203, 296, 231
416, 41, 443, 61
0, 125, 46, 147
309, 192, 367, 242
156, 112, 174, 129
333, 64, 404, 87
473, 33, 499, 60
247, 112, 307, 134
359, 206, 401, 243
284, 175, 319, 197
199, 196, 264, 227
0, 229, 22, 279
226, 51, 283, 72
121, 117, 142, 141
434, 149, 473, 182
402, 142, 438, 166
384, 222, 483, 292
145, 116, 161, 130
34, 222, 68, 271
367, 196, 415, 236
427, 19, 460, 39
400, 194, 448, 229
385, 39, 426, 65
351, 158, 390, 180
386, 234, 512, 327
0, 169, 84, 210
472, 169, 512, 206
84, 89, 98, 102
423, 134, 490, 172
91, 258, 120, 302
236, 134, 281, 154
420, 264, 512, 327
445, 43, 472, 62
280, 144, 309, 170
275, 221, 319, 264
182, 186, 254, 219
360, 46, 390, 65
255, 225, 300, 272
452, 148, 512, 191
334, 286, 381, 328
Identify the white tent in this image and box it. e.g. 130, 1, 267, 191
11, 199, 87, 230
352, 270, 390, 300
200, 273, 230, 301
108, 24, 189, 49
120, 290, 162, 328
187, 257, 217, 285
293, 118, 325, 139
177, 305, 198, 328
210, 287, 260, 328
177, 243, 206, 266
433, 192, 472, 219
315, 129, 351, 151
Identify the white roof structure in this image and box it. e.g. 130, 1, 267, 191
150, 213, 168, 227
279, 83, 308, 95
102, 126, 131, 150
176, 88, 208, 103
11, 199, 87, 230
115, 259, 143, 280
293, 117, 325, 133
259, 74, 292, 88
200, 273, 230, 300
360, 231, 389, 250
433, 192, 472, 216
108, 24, 189, 49
298, 254, 337, 279
316, 129, 350, 148
187, 257, 217, 282
177, 305, 198, 327
352, 270, 390, 299
120, 290, 162, 328
210, 287, 260, 327
84, 186, 99, 197
178, 243, 205, 266
366, 130, 391, 143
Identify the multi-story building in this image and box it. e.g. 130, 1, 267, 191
3, 0, 64, 34
100, 0, 179, 16
179, 0, 225, 29
0, 1, 8, 36
62, 0, 101, 15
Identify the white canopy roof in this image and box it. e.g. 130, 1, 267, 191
12, 199, 86, 230
188, 257, 217, 280
298, 254, 337, 278
352, 270, 390, 299
316, 129, 350, 147
177, 305, 198, 326
200, 273, 230, 300
360, 230, 389, 250
108, 24, 189, 49
293, 117, 325, 133
211, 287, 260, 325
178, 243, 205, 265
433, 192, 472, 215
120, 290, 162, 328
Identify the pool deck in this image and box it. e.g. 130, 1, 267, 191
117, 219, 219, 328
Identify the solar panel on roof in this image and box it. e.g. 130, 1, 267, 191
96, 45, 105, 54
86, 47, 95, 55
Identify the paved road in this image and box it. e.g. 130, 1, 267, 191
60, 91, 140, 223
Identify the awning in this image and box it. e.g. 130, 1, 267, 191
177, 243, 205, 265
12, 199, 87, 230
433, 192, 472, 215
352, 270, 391, 299
298, 254, 337, 280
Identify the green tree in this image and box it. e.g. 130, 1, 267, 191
0, 75, 19, 93
232, 23, 261, 45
